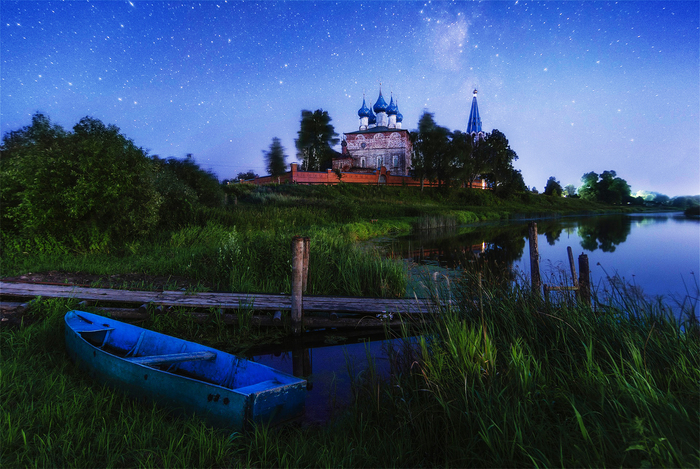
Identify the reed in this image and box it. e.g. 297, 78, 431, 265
338, 268, 700, 467
2, 275, 698, 467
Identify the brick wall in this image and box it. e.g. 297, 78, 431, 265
245, 163, 488, 189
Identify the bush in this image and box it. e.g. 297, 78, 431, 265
1, 114, 161, 248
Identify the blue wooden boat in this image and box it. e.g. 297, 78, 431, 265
64, 310, 306, 430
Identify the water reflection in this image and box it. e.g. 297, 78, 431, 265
378, 212, 699, 308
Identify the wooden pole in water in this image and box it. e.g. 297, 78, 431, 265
528, 222, 541, 294
302, 237, 310, 293
578, 253, 591, 307
567, 246, 578, 288
291, 236, 305, 336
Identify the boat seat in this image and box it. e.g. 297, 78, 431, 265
126, 351, 216, 366
69, 320, 115, 334
235, 379, 282, 394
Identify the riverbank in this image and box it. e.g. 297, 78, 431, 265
2, 275, 698, 467
1, 185, 698, 467
1, 184, 648, 290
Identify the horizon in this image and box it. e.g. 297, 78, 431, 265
2, 1, 698, 197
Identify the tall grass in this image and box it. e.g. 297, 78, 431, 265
2, 274, 698, 467
341, 268, 700, 467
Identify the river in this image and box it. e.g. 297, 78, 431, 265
380, 212, 699, 315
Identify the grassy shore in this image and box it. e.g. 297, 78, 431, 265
2, 184, 638, 295
2, 184, 695, 467
2, 274, 698, 467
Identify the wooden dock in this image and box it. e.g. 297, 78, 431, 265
0, 281, 433, 314
0, 281, 438, 329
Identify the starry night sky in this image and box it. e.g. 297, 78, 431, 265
2, 1, 698, 196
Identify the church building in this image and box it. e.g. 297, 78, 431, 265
334, 87, 486, 177
335, 88, 413, 176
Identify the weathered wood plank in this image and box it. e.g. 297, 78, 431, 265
126, 351, 216, 366
0, 282, 434, 315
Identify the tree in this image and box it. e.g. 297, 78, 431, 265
411, 111, 451, 189
1, 114, 161, 246
448, 130, 477, 187
264, 137, 287, 176
563, 184, 577, 197
155, 154, 223, 208
578, 172, 600, 201
578, 170, 631, 204
236, 170, 259, 180
543, 176, 563, 196
295, 109, 339, 171
479, 129, 520, 195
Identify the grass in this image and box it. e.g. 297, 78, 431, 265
2, 272, 697, 467
2, 184, 694, 467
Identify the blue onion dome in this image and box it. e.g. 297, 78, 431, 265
387, 94, 398, 115
373, 89, 388, 113
368, 104, 376, 124
396, 101, 403, 123
358, 97, 370, 118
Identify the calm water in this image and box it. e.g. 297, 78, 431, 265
251, 338, 398, 425
254, 212, 699, 425
381, 212, 700, 313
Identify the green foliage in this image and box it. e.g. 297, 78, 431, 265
1, 114, 161, 248
155, 154, 223, 208
4, 274, 696, 468
564, 183, 577, 197
234, 170, 259, 180
411, 111, 451, 188
295, 109, 339, 171
579, 170, 631, 205
672, 195, 700, 208
544, 176, 563, 196
152, 155, 224, 230
411, 116, 523, 194
263, 137, 287, 176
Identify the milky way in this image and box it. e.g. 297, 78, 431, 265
2, 1, 698, 196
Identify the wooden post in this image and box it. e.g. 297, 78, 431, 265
578, 253, 591, 307
302, 237, 310, 293
291, 236, 305, 336
567, 246, 578, 288
528, 222, 541, 294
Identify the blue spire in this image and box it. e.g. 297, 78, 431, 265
466, 89, 482, 134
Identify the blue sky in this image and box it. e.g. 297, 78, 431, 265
2, 1, 698, 196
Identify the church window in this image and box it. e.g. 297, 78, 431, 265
361, 158, 366, 168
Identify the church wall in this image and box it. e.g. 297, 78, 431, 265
343, 130, 412, 175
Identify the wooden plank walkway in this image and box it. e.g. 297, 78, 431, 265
0, 282, 436, 315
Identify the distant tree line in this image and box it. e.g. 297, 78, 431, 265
1, 113, 224, 248
410, 111, 526, 194
541, 171, 699, 208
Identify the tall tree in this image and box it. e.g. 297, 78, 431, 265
264, 137, 287, 176
448, 130, 476, 187
478, 129, 520, 194
411, 111, 450, 189
295, 109, 339, 171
